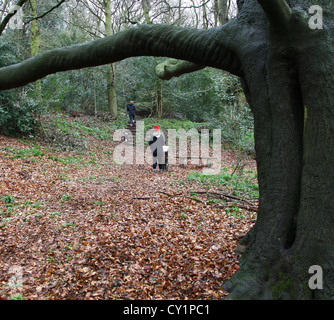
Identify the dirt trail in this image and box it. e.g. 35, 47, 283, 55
0, 126, 256, 300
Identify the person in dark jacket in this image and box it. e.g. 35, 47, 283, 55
148, 125, 166, 173
127, 101, 136, 126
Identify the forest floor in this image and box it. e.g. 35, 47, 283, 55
0, 114, 257, 300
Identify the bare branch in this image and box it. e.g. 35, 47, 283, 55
0, 0, 11, 22
24, 0, 67, 25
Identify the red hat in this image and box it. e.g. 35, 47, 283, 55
154, 125, 160, 131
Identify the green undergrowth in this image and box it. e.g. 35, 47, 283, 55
142, 117, 207, 133
40, 114, 112, 151
36, 112, 254, 156
187, 167, 259, 200
2, 145, 45, 161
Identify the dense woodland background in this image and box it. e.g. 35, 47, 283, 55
0, 0, 254, 154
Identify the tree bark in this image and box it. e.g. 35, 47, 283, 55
156, 77, 163, 118
214, 0, 229, 26
104, 0, 118, 119
282, 18, 334, 298
141, 0, 164, 118
106, 63, 118, 119
223, 0, 334, 299
30, 0, 41, 98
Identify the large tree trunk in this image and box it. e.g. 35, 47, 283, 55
0, 0, 333, 299
30, 0, 41, 98
141, 1, 164, 119
214, 0, 229, 26
281, 19, 334, 298
106, 63, 118, 119
156, 77, 163, 118
223, 0, 334, 299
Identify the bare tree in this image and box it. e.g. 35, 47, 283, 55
214, 0, 229, 26
104, 0, 118, 119
29, 0, 41, 97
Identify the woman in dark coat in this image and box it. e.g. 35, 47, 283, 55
148, 125, 166, 172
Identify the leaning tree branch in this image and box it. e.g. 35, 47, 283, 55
155, 58, 205, 80
256, 0, 292, 29
0, 23, 242, 90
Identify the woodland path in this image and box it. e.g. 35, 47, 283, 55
0, 116, 257, 300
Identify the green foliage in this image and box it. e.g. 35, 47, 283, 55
0, 92, 39, 137
61, 194, 71, 201
10, 294, 28, 300
109, 113, 129, 130
164, 67, 221, 121
225, 205, 245, 219
2, 146, 45, 160
1, 195, 16, 204
0, 40, 39, 137
41, 28, 107, 114
143, 117, 206, 133
187, 168, 259, 199
116, 57, 158, 108
40, 114, 115, 151
179, 211, 187, 220
49, 212, 62, 217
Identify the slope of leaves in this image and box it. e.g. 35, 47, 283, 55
0, 115, 257, 300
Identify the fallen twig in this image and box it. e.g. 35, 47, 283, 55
214, 203, 258, 212
189, 190, 258, 211
158, 191, 206, 204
